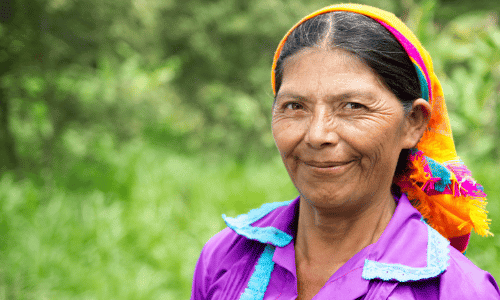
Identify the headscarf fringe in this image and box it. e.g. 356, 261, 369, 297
396, 150, 492, 239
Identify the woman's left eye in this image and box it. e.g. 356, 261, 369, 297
284, 102, 304, 110
345, 102, 366, 110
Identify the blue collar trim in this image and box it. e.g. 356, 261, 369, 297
222, 200, 293, 247
239, 244, 276, 300
224, 201, 450, 282
362, 220, 450, 282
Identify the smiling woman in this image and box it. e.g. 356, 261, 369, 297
272, 48, 424, 215
191, 4, 500, 300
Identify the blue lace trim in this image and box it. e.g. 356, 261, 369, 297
362, 221, 450, 282
239, 244, 276, 300
222, 200, 293, 247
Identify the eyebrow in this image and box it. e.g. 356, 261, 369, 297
275, 90, 375, 102
275, 92, 306, 102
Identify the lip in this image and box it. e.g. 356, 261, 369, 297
302, 160, 354, 175
304, 160, 351, 168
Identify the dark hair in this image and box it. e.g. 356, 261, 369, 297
274, 11, 421, 113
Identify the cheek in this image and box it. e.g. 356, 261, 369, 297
344, 120, 402, 167
272, 119, 305, 156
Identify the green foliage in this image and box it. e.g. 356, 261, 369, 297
0, 0, 499, 298
0, 142, 297, 299
428, 11, 500, 162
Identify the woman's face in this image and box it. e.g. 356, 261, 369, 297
272, 48, 417, 213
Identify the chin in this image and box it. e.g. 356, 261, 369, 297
298, 187, 361, 211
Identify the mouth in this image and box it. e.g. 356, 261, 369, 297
301, 159, 355, 176
303, 160, 353, 168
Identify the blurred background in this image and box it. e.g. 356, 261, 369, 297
0, 0, 499, 298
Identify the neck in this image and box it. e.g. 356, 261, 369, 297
295, 192, 396, 268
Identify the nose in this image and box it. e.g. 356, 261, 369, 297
304, 107, 340, 149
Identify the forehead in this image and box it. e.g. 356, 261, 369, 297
277, 48, 388, 99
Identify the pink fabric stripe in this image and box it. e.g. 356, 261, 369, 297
376, 21, 432, 100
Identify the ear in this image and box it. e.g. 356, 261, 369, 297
402, 98, 432, 149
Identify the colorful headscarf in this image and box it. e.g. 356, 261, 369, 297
271, 3, 491, 253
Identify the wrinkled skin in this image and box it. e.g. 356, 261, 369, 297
272, 48, 428, 217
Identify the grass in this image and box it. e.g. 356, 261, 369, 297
0, 140, 498, 299
0, 140, 297, 299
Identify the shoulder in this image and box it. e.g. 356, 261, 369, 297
191, 228, 265, 300
204, 226, 265, 259
388, 246, 500, 300
200, 198, 296, 265
198, 227, 265, 278
191, 199, 297, 300
438, 246, 500, 299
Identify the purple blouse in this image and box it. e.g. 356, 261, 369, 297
191, 194, 500, 299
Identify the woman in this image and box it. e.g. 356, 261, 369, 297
191, 4, 500, 300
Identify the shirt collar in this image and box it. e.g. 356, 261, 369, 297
362, 194, 451, 282
222, 194, 450, 282
222, 197, 299, 247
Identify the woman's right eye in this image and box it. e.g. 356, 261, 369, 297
344, 102, 367, 110
284, 102, 303, 110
